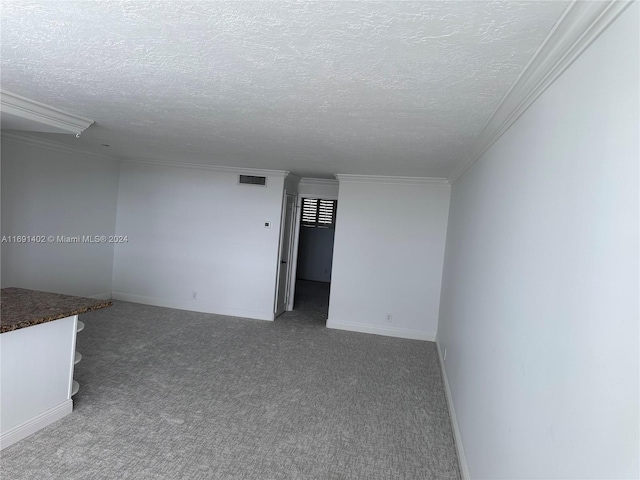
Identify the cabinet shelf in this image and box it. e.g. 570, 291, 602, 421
71, 380, 79, 396
74, 351, 82, 365
76, 320, 85, 333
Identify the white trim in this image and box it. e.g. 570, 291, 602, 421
335, 174, 449, 186
283, 190, 299, 312
284, 173, 301, 194
274, 191, 288, 316
88, 292, 112, 300
285, 173, 302, 184
299, 177, 339, 187
1, 90, 93, 135
0, 400, 73, 451
274, 191, 297, 317
436, 339, 470, 480
1, 131, 117, 161
124, 159, 289, 178
326, 319, 436, 341
297, 191, 339, 201
111, 292, 275, 321
287, 196, 303, 311
448, 0, 633, 184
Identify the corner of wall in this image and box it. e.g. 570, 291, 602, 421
435, 337, 470, 480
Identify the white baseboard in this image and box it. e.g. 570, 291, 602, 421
88, 292, 112, 300
436, 339, 470, 480
0, 400, 73, 450
111, 292, 275, 321
326, 319, 436, 341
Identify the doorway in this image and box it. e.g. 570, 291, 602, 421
285, 197, 337, 324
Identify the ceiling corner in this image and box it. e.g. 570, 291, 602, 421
448, 0, 632, 185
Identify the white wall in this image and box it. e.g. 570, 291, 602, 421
327, 177, 450, 340
112, 163, 286, 320
298, 178, 339, 199
437, 4, 639, 479
1, 135, 120, 298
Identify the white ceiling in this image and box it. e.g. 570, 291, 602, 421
1, 1, 569, 179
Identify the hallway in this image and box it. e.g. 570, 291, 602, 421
276, 280, 330, 327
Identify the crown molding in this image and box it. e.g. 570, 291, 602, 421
448, 0, 633, 185
299, 177, 339, 187
1, 90, 93, 135
124, 159, 290, 178
335, 174, 449, 186
1, 130, 117, 161
285, 173, 302, 184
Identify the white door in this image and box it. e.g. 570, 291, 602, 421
275, 193, 296, 317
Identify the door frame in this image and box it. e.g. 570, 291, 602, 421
286, 192, 339, 311
274, 190, 297, 317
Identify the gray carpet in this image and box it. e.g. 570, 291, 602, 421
1, 281, 460, 479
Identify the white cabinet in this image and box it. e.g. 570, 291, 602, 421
0, 315, 78, 449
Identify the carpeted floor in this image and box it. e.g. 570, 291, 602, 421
1, 281, 460, 479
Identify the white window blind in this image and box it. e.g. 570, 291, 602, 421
301, 198, 336, 228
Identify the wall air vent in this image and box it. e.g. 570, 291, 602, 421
238, 175, 267, 186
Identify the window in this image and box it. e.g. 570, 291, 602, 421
301, 198, 337, 228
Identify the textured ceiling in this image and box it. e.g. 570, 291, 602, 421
1, 1, 569, 178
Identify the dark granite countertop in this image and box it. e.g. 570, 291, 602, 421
1, 287, 112, 333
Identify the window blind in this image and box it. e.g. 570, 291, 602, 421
301, 198, 336, 228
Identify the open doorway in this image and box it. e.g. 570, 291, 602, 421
279, 196, 337, 325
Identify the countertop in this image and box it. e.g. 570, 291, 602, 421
0, 287, 112, 333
